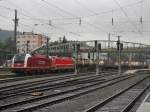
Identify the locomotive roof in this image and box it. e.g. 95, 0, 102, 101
32, 54, 47, 58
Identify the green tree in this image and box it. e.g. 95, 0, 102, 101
0, 40, 5, 49
4, 37, 13, 50
62, 35, 67, 43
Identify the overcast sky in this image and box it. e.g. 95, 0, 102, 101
0, 0, 150, 44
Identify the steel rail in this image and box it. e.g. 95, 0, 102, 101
0, 73, 106, 99
83, 75, 150, 112
0, 74, 136, 112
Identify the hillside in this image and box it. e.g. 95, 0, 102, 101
0, 30, 14, 41
0, 30, 22, 41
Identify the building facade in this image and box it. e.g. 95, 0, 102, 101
17, 32, 47, 53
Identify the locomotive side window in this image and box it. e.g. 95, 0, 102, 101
14, 54, 26, 63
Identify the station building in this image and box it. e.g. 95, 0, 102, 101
16, 32, 47, 53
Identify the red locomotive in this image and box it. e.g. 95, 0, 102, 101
11, 53, 74, 74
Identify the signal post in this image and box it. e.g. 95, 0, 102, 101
95, 40, 101, 75
116, 36, 123, 75
74, 43, 80, 75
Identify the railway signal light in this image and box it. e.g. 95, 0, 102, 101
116, 40, 120, 51
116, 42, 123, 51
94, 40, 97, 52
112, 17, 114, 26
120, 43, 123, 51
116, 40, 123, 51
77, 44, 80, 52
94, 40, 97, 48
88, 52, 90, 59
98, 43, 101, 51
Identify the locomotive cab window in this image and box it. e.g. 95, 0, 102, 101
14, 54, 26, 63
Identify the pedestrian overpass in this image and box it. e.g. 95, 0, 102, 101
31, 40, 150, 63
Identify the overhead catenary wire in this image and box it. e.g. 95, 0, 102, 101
0, 0, 146, 22
0, 0, 149, 40
41, 0, 107, 33
0, 13, 12, 20
33, 0, 65, 18
3, 0, 82, 38
1, 0, 144, 21
41, 0, 75, 17
80, 0, 147, 18
36, 0, 82, 37
74, 0, 121, 36
40, 0, 148, 36
113, 0, 142, 34
74, 0, 98, 15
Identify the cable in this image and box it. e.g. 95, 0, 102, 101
0, 0, 146, 21
113, 0, 141, 33
0, 0, 148, 39
33, 0, 65, 18
0, 1, 82, 36
29, 0, 82, 37
0, 14, 12, 19
0, 4, 14, 11
74, 0, 97, 15
41, 0, 76, 17
81, 0, 146, 18
41, 0, 107, 33
48, 24, 81, 36
0, 0, 145, 22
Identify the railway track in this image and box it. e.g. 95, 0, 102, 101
0, 70, 118, 83
0, 72, 74, 83
0, 71, 118, 100
0, 71, 96, 90
26, 73, 149, 112
0, 72, 140, 112
83, 74, 150, 112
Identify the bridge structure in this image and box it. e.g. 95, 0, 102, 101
31, 40, 150, 68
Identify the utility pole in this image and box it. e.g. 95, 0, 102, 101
95, 40, 99, 75
13, 9, 18, 54
26, 41, 30, 53
93, 48, 95, 61
74, 43, 78, 75
117, 36, 121, 75
46, 38, 50, 57
74, 43, 80, 75
108, 33, 110, 64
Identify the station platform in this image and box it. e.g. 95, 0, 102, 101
136, 92, 150, 112
124, 69, 150, 74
